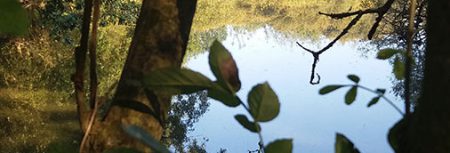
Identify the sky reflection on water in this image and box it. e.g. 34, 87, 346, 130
185, 26, 402, 153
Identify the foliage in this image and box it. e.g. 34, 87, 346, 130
96, 25, 131, 94
100, 0, 140, 26
186, 139, 207, 153
39, 0, 139, 42
376, 48, 406, 80
185, 27, 227, 59
264, 139, 293, 153
162, 91, 210, 152
335, 133, 360, 153
0, 32, 74, 91
0, 0, 30, 36
193, 0, 375, 41
319, 74, 403, 114
367, 0, 427, 104
131, 40, 291, 152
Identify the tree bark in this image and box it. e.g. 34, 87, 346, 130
73, 0, 93, 133
85, 0, 197, 152
405, 0, 450, 152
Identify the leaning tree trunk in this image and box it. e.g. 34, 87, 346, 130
85, 0, 197, 152
403, 0, 450, 152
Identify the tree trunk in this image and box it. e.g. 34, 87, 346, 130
85, 0, 197, 152
405, 0, 450, 152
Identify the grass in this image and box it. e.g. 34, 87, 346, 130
0, 88, 80, 153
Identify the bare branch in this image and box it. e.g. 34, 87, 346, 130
319, 9, 377, 19
368, 0, 395, 39
319, 0, 395, 40
296, 13, 362, 85
297, 0, 395, 85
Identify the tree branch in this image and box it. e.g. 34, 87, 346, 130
298, 0, 395, 85
296, 13, 362, 85
79, 0, 100, 151
73, 0, 93, 133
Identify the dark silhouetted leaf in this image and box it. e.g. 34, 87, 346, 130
367, 97, 381, 107
0, 0, 29, 36
123, 125, 170, 153
234, 114, 260, 133
208, 82, 240, 107
113, 100, 157, 117
209, 40, 241, 93
264, 139, 293, 153
347, 75, 360, 83
319, 85, 344, 95
393, 56, 405, 80
376, 88, 386, 95
248, 82, 280, 122
345, 86, 357, 105
335, 133, 360, 153
143, 68, 212, 94
376, 49, 400, 60
388, 117, 409, 152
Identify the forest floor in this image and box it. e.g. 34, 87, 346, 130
0, 88, 80, 153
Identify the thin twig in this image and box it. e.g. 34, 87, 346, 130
238, 98, 265, 153
356, 85, 404, 116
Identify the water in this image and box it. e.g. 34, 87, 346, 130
185, 26, 403, 153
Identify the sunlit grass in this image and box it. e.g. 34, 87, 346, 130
0, 88, 80, 153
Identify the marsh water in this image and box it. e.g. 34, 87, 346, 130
184, 26, 402, 153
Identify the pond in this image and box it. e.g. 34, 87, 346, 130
0, 0, 406, 152
185, 25, 402, 153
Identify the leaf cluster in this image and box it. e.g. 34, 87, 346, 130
319, 74, 387, 107
122, 40, 291, 153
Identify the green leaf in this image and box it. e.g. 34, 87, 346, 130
367, 97, 380, 107
248, 82, 280, 122
376, 48, 400, 60
143, 68, 213, 94
122, 125, 170, 153
209, 40, 241, 93
264, 139, 293, 153
344, 86, 357, 105
208, 82, 240, 107
375, 88, 386, 95
319, 85, 344, 95
114, 100, 155, 116
393, 56, 405, 80
103, 147, 142, 153
335, 133, 360, 153
347, 75, 360, 83
234, 114, 260, 133
0, 0, 29, 35
388, 117, 409, 152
